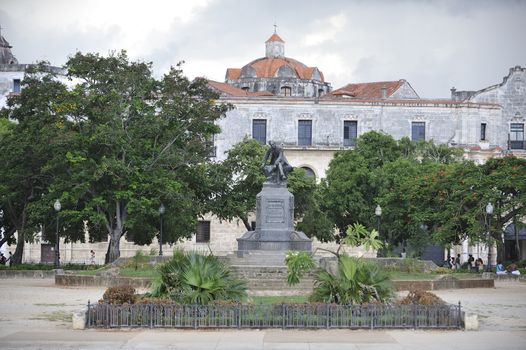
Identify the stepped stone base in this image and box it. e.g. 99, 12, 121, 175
237, 182, 311, 252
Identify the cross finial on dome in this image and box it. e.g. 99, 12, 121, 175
273, 22, 277, 34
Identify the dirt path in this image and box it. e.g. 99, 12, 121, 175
403, 281, 526, 331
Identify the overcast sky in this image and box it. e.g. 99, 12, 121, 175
1, 0, 525, 97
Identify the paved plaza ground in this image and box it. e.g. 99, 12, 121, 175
0, 278, 525, 349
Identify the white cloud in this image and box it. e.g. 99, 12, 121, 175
301, 13, 346, 47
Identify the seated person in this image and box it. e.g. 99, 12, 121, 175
475, 258, 484, 272
506, 263, 521, 276
496, 262, 507, 275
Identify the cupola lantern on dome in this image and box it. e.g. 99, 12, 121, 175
265, 32, 285, 58
224, 31, 331, 98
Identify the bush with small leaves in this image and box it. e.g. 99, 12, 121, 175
398, 289, 445, 305
102, 285, 137, 304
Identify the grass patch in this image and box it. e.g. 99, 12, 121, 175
119, 267, 158, 278
75, 269, 101, 276
250, 295, 308, 304
31, 311, 72, 322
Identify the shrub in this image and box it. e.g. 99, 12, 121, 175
285, 251, 315, 285
128, 250, 148, 270
309, 254, 392, 305
433, 267, 453, 274
149, 250, 248, 304
398, 289, 445, 306
102, 285, 137, 304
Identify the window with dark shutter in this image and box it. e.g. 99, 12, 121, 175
252, 119, 267, 144
510, 123, 524, 149
343, 121, 357, 147
480, 123, 487, 141
411, 122, 425, 141
298, 120, 312, 146
196, 221, 211, 243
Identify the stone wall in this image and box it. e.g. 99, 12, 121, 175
55, 274, 151, 288
215, 97, 502, 180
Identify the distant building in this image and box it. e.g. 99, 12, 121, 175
0, 32, 64, 108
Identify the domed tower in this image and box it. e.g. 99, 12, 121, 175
225, 31, 331, 98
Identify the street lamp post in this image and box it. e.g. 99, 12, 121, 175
375, 204, 382, 255
375, 204, 382, 235
158, 204, 165, 256
486, 202, 494, 272
53, 199, 61, 269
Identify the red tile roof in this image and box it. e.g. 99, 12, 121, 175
207, 80, 274, 97
225, 68, 241, 80
265, 33, 284, 43
207, 80, 248, 97
331, 80, 405, 99
232, 57, 324, 81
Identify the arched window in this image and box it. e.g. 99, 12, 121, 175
301, 166, 316, 179
241, 86, 249, 92
281, 86, 292, 96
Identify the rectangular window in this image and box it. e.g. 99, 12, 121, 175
196, 221, 211, 243
252, 119, 267, 144
411, 121, 425, 141
510, 123, 524, 150
480, 123, 487, 141
13, 79, 21, 93
343, 121, 357, 147
298, 120, 312, 146
206, 134, 216, 158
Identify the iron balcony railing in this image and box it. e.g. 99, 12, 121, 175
86, 301, 463, 330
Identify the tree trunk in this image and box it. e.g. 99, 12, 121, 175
105, 229, 122, 264
11, 231, 24, 265
241, 216, 252, 232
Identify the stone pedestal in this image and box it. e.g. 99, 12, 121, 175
237, 182, 311, 252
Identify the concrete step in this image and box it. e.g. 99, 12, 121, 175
220, 251, 289, 267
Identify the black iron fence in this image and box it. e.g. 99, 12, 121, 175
86, 301, 463, 329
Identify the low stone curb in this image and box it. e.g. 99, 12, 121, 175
0, 269, 55, 278
55, 274, 151, 288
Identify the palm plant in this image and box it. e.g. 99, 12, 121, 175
309, 254, 392, 304
149, 250, 247, 304
285, 223, 392, 304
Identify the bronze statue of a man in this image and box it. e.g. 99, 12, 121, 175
261, 141, 293, 184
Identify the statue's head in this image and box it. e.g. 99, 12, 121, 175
269, 141, 276, 148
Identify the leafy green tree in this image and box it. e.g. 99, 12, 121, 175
0, 64, 73, 264
208, 138, 329, 239
47, 52, 230, 263
150, 250, 248, 304
207, 137, 266, 231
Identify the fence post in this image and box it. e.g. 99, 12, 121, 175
193, 305, 198, 329
86, 300, 91, 328
282, 303, 286, 330
412, 303, 417, 329
457, 301, 462, 329
105, 303, 109, 328
370, 305, 374, 330
237, 303, 241, 329
149, 304, 153, 328
326, 304, 330, 329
